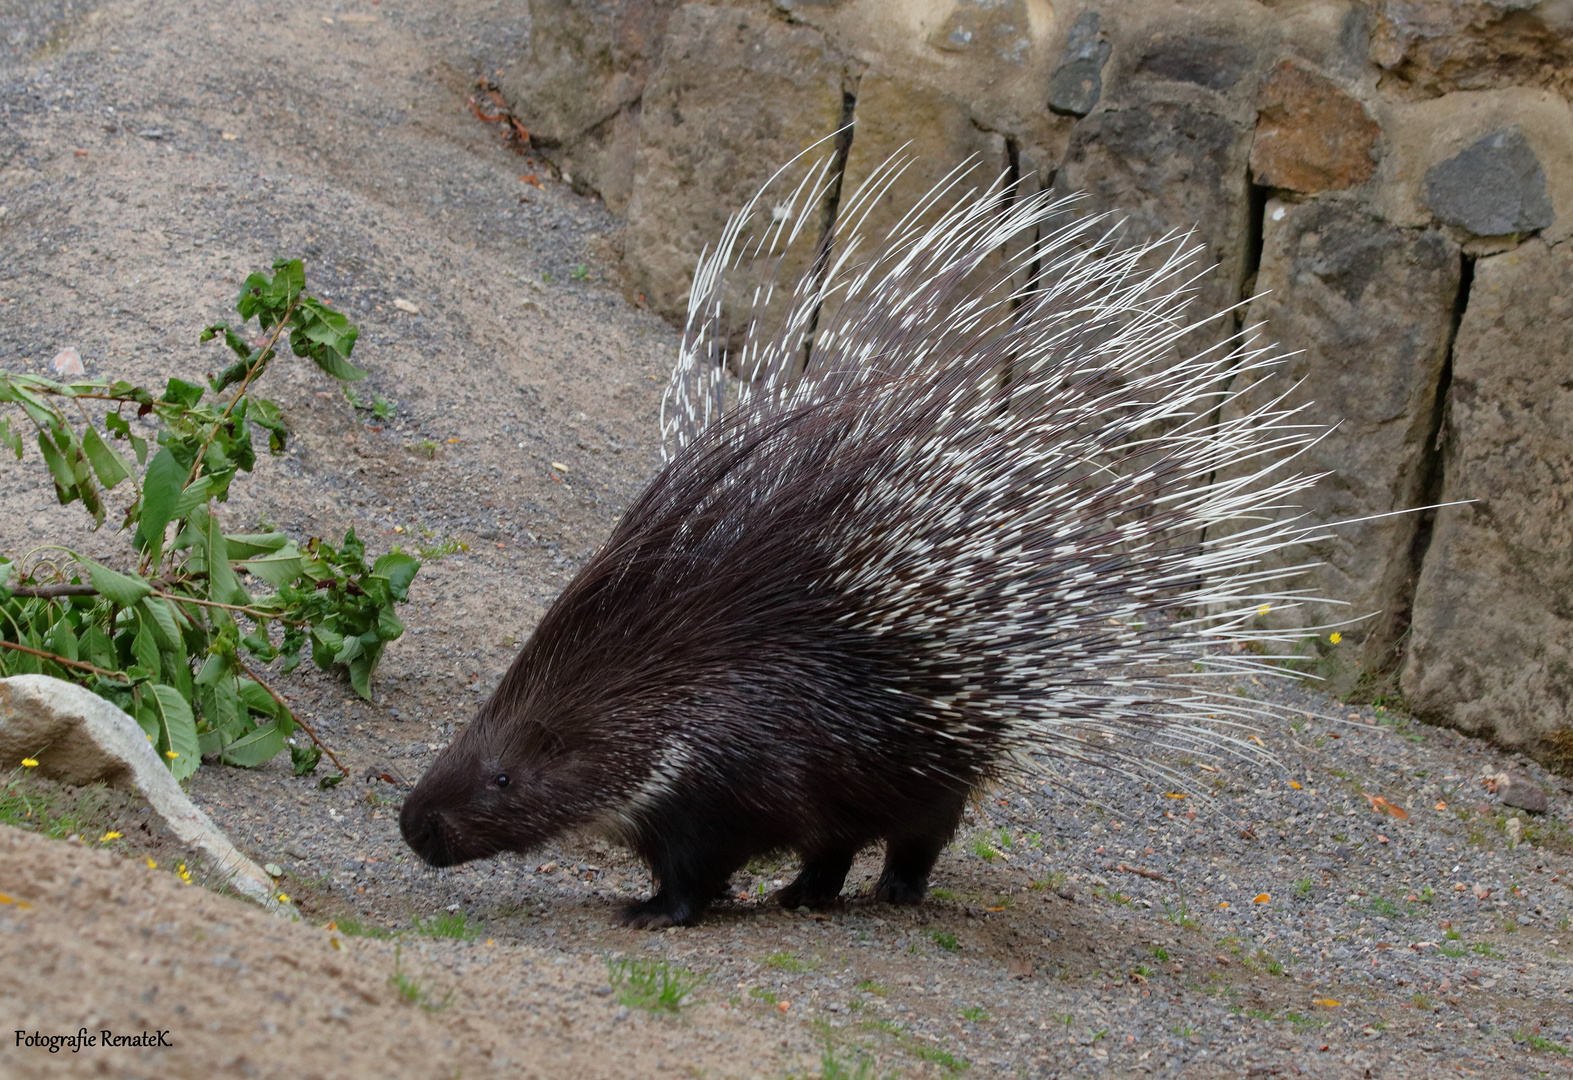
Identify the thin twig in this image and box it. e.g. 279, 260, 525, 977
152, 589, 296, 623
237, 659, 349, 778
10, 584, 98, 598
187, 296, 298, 489
0, 640, 132, 681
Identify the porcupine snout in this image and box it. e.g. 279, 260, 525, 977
399, 796, 459, 868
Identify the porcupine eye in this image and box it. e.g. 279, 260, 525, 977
495, 774, 509, 788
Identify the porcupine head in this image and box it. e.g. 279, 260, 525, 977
401, 151, 1346, 927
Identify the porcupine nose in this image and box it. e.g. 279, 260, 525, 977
399, 800, 456, 867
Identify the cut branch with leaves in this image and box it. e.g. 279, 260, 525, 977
0, 259, 416, 783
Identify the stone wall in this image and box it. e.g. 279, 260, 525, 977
499, 0, 1573, 771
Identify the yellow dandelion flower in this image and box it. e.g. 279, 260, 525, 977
20, 758, 39, 768
277, 893, 291, 904
145, 857, 158, 869
165, 750, 179, 759
1257, 605, 1271, 615
1313, 998, 1340, 1008
99, 831, 122, 842
1329, 632, 1342, 645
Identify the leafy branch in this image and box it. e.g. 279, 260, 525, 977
0, 259, 414, 782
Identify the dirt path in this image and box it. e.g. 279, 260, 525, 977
2, 1, 1573, 1078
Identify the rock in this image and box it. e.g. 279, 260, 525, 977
1403, 239, 1573, 756
1369, 0, 1573, 99
836, 71, 1007, 257
1496, 772, 1548, 814
1249, 61, 1379, 193
46, 346, 85, 378
497, 0, 678, 213
1423, 127, 1554, 237
1132, 31, 1256, 92
622, 4, 851, 321
1378, 88, 1573, 248
1217, 200, 1460, 685
1051, 101, 1254, 340
1047, 11, 1111, 117
928, 0, 1033, 65
0, 675, 290, 917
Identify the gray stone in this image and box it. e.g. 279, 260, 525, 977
1496, 773, 1549, 815
1403, 238, 1573, 758
1047, 12, 1111, 117
623, 4, 850, 321
1217, 200, 1460, 686
1424, 127, 1554, 237
0, 675, 290, 917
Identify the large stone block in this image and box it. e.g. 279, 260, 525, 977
623, 4, 853, 320
1050, 102, 1254, 334
498, 0, 679, 212
837, 73, 1008, 245
1403, 238, 1573, 762
1250, 61, 1380, 193
1218, 200, 1460, 686
1369, 0, 1573, 99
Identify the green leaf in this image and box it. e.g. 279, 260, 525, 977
135, 448, 184, 562
0, 416, 22, 459
36, 428, 79, 501
223, 532, 288, 559
238, 544, 303, 588
170, 475, 216, 520
160, 378, 206, 409
290, 297, 365, 380
348, 645, 383, 700
291, 742, 322, 776
81, 424, 132, 489
150, 683, 200, 780
236, 678, 275, 715
376, 607, 405, 642
220, 721, 286, 767
139, 596, 181, 652
132, 622, 161, 675
200, 321, 253, 362
48, 616, 79, 662
371, 551, 421, 602
0, 559, 12, 599
80, 558, 153, 607
198, 512, 249, 606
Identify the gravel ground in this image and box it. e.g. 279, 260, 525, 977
2, 1, 1572, 1078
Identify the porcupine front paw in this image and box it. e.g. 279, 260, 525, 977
620, 890, 708, 929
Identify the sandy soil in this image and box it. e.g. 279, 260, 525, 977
2, 1, 1573, 1078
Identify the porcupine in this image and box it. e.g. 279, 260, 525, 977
399, 155, 1337, 929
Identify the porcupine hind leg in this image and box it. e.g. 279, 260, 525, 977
873, 787, 968, 905
775, 847, 857, 909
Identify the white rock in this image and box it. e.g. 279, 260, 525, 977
392, 298, 420, 314
47, 347, 85, 378
0, 675, 293, 918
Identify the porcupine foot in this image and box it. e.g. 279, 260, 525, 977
775, 849, 855, 909
872, 842, 940, 905
874, 791, 967, 904
621, 889, 711, 929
